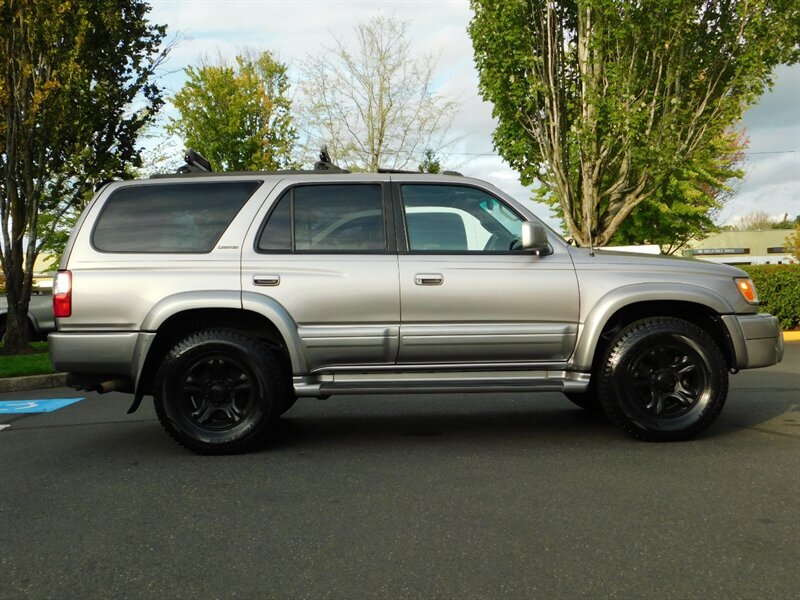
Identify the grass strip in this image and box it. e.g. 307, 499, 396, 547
0, 342, 55, 378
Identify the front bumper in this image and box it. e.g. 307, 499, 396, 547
722, 313, 784, 369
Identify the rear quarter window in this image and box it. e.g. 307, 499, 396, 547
92, 181, 261, 253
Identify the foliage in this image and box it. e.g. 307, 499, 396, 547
610, 130, 746, 254
469, 0, 800, 247
0, 0, 168, 353
735, 210, 797, 231
168, 51, 296, 171
418, 149, 442, 174
785, 223, 800, 262
299, 15, 458, 172
740, 264, 800, 329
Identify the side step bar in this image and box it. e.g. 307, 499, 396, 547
293, 370, 590, 398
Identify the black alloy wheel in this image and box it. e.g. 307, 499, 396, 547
598, 317, 728, 442
154, 329, 287, 454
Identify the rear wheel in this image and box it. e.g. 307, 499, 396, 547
598, 317, 728, 442
154, 329, 287, 454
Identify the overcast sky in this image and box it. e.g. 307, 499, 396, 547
148, 0, 800, 228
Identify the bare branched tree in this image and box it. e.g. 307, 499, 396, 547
299, 15, 459, 171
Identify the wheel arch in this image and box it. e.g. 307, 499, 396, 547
572, 284, 737, 372
135, 293, 304, 397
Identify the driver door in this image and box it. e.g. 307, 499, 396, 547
395, 182, 579, 364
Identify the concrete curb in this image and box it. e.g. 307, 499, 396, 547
783, 331, 800, 342
0, 373, 67, 393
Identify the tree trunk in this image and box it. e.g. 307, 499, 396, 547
1, 257, 33, 353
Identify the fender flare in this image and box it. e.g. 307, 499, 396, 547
570, 283, 734, 371
139, 289, 306, 374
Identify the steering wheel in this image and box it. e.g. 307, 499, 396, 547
509, 238, 522, 251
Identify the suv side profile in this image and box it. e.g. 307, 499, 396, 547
49, 160, 784, 453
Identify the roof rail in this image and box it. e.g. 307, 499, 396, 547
377, 167, 463, 176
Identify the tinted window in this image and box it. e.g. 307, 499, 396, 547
258, 184, 385, 252
93, 181, 260, 253
401, 185, 524, 253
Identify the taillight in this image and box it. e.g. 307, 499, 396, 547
734, 277, 758, 304
53, 270, 72, 318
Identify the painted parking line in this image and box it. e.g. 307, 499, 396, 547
0, 424, 9, 431
0, 398, 85, 414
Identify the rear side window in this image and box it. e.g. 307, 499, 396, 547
92, 181, 261, 253
258, 184, 385, 252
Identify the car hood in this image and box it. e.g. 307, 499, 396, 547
567, 247, 748, 278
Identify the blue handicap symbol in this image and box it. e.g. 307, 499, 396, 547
0, 398, 85, 414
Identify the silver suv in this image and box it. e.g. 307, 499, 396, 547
49, 162, 784, 453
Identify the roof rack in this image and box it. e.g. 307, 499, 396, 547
152, 148, 463, 179
161, 146, 350, 178
177, 149, 212, 173
314, 146, 349, 172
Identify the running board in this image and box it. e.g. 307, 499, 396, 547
293, 370, 590, 397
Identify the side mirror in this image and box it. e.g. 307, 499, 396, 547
521, 221, 551, 255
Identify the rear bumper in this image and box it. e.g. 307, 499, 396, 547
49, 331, 154, 383
722, 313, 784, 369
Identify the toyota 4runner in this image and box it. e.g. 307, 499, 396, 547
49, 154, 784, 453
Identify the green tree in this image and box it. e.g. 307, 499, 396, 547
1, 0, 167, 353
610, 130, 746, 254
300, 15, 458, 172
469, 0, 800, 247
418, 149, 442, 174
168, 51, 296, 171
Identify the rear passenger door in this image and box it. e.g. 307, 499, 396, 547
241, 180, 400, 371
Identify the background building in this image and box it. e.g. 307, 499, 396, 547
684, 230, 797, 265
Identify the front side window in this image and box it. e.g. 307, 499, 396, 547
400, 184, 524, 253
93, 181, 261, 253
258, 184, 385, 252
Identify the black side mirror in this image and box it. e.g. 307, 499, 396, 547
521, 221, 551, 255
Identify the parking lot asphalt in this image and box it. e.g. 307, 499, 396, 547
1, 344, 798, 599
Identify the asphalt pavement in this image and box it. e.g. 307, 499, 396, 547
1, 344, 798, 599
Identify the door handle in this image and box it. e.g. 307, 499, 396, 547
414, 273, 444, 286
253, 274, 280, 286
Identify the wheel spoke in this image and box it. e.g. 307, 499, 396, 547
232, 373, 251, 392
672, 382, 697, 405
191, 399, 217, 424
644, 388, 658, 413
678, 362, 697, 376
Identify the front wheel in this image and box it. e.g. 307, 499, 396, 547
154, 329, 287, 454
598, 317, 728, 442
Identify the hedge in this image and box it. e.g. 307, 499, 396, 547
740, 264, 800, 330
